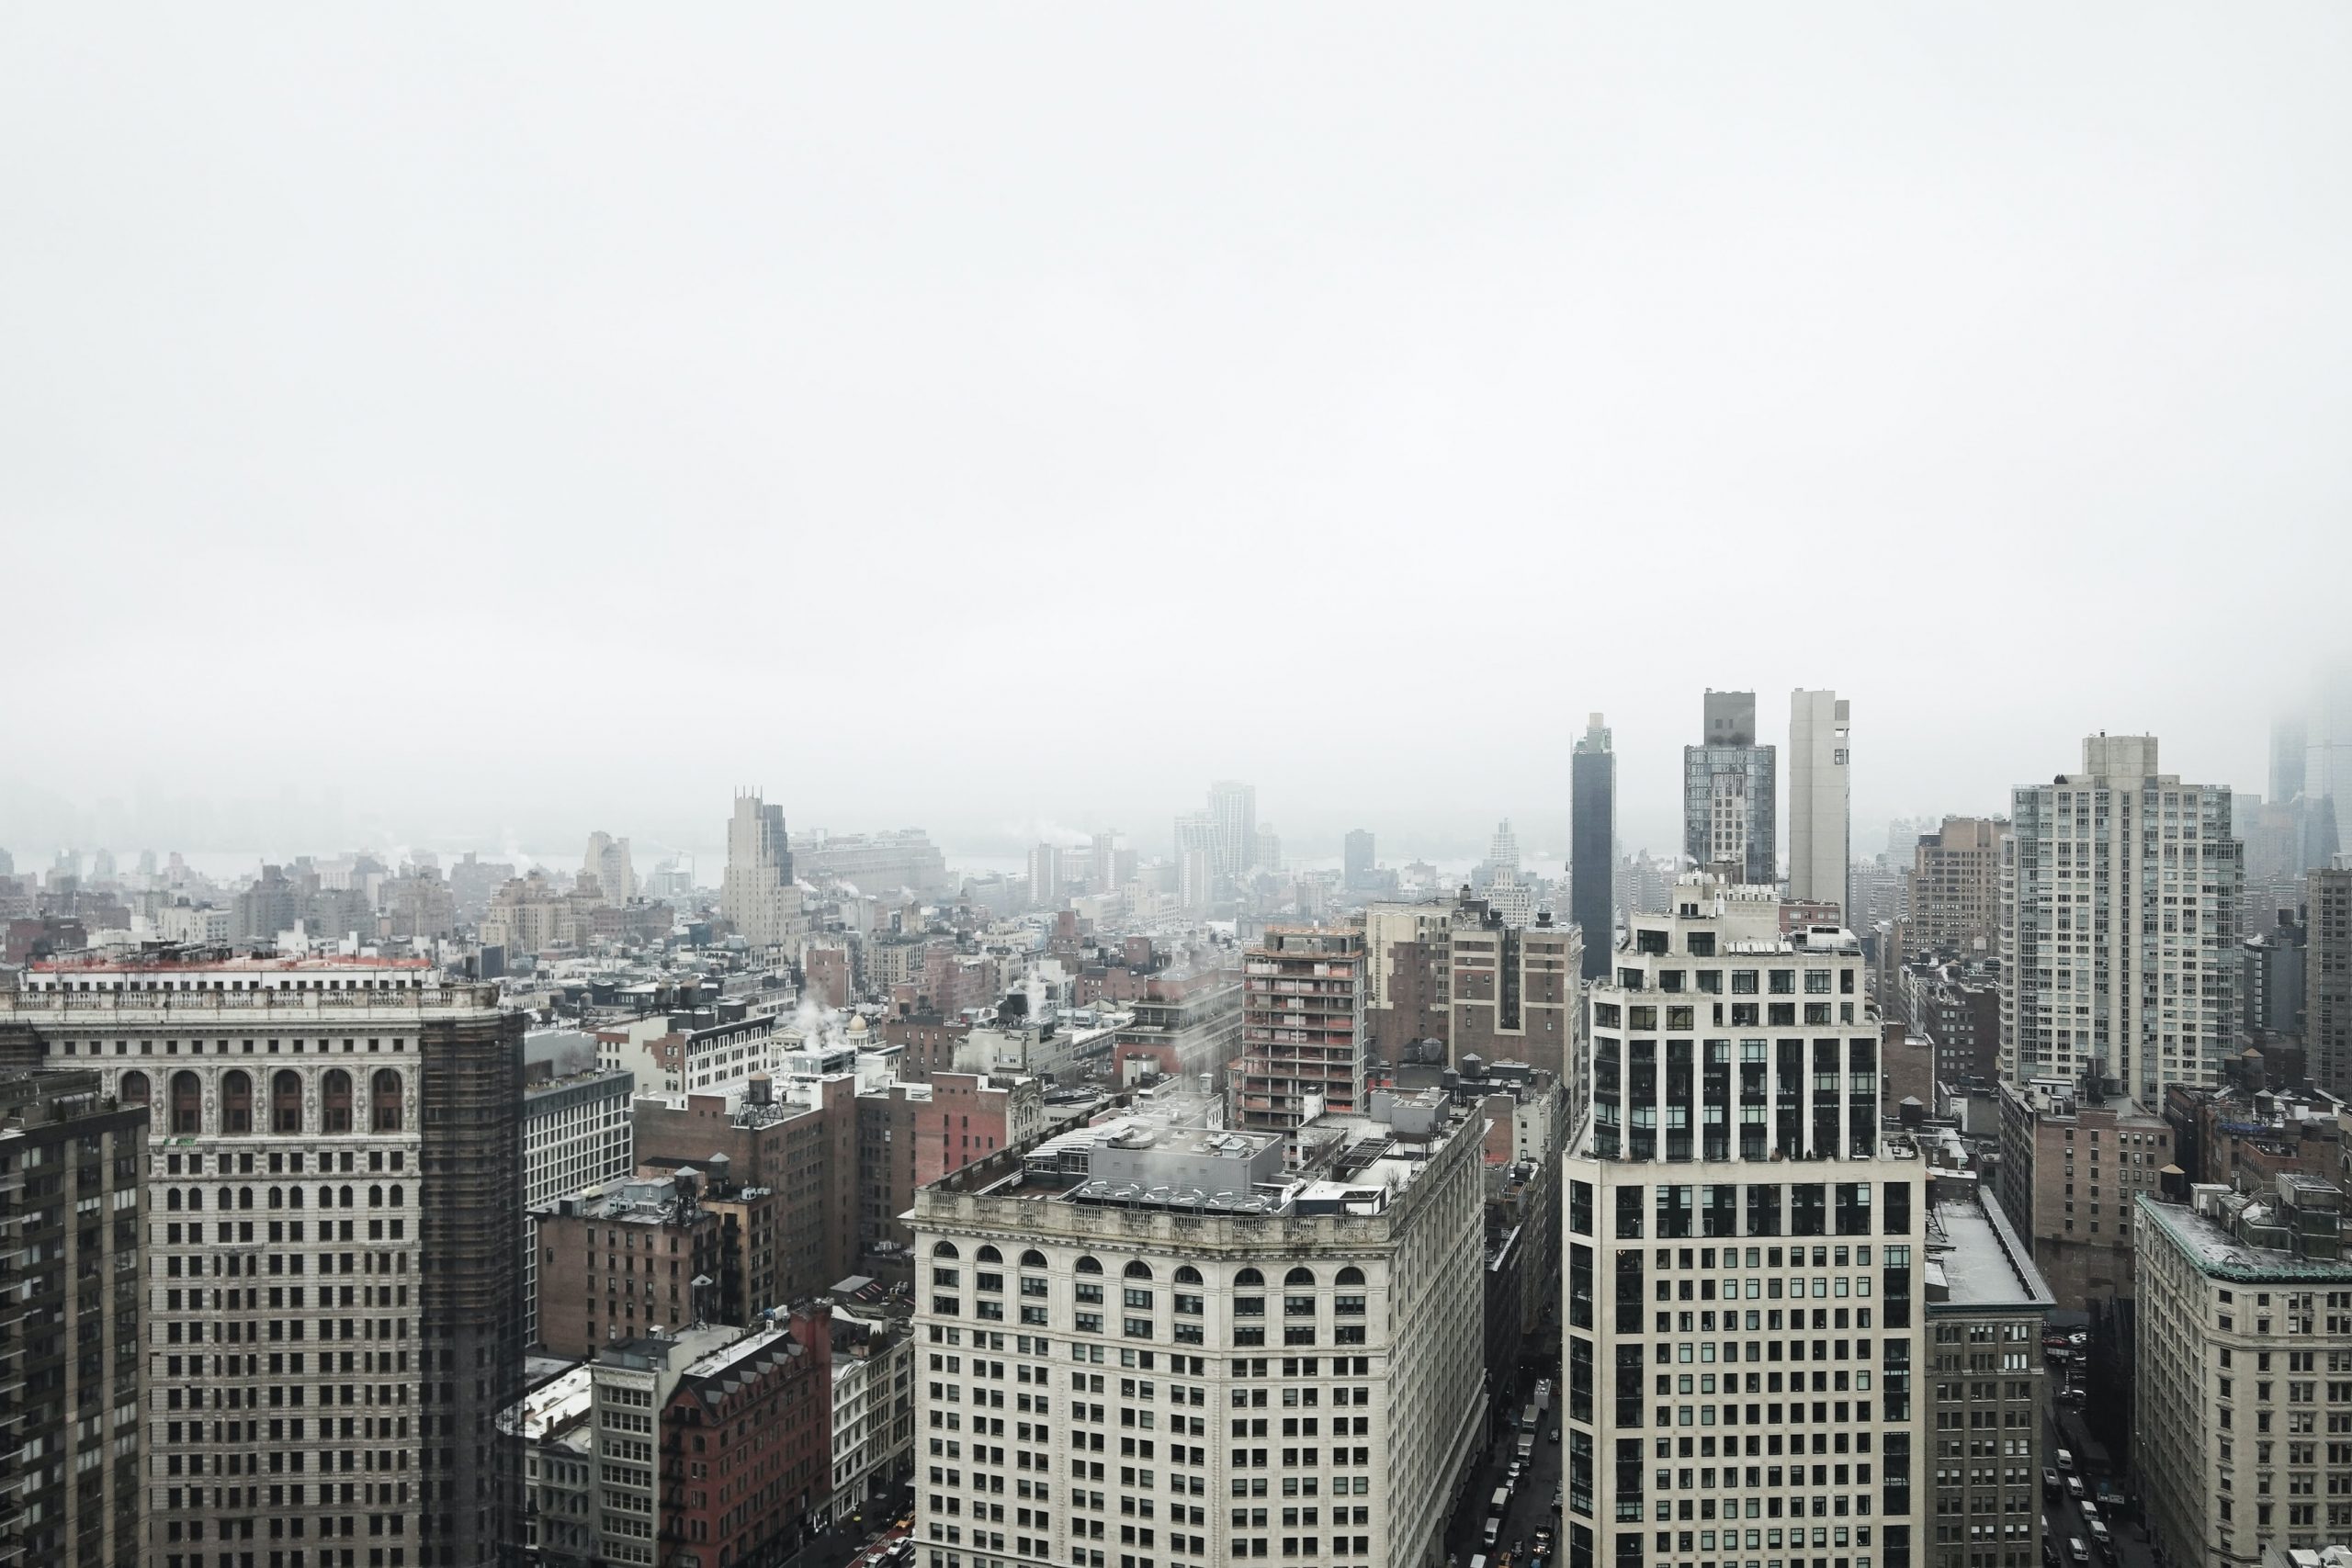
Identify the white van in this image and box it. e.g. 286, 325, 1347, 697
1483, 1520, 1501, 1550
2068, 1539, 2090, 1566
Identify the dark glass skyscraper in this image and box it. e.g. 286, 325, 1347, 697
1571, 711, 1614, 978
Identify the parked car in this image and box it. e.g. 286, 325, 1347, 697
1509, 1461, 1526, 1483
1549, 1427, 1561, 1444
2043, 1470, 2061, 1497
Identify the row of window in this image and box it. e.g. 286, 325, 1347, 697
930, 1245, 1364, 1292
125, 1069, 405, 1134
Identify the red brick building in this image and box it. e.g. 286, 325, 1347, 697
660, 1308, 834, 1566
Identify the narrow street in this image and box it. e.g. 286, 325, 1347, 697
2045, 1404, 2153, 1568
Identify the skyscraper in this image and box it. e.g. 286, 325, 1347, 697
1089, 829, 1117, 892
2272, 710, 2309, 802
1563, 874, 1931, 1568
1788, 688, 1852, 921
721, 791, 806, 951
1027, 841, 1062, 909
2312, 661, 2352, 811
1682, 689, 1776, 884
582, 829, 636, 902
1999, 734, 2241, 1106
1571, 712, 1615, 979
2311, 868, 2352, 1098
1207, 779, 1257, 884
1343, 828, 1375, 889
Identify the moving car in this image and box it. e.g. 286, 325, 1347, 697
2043, 1470, 2061, 1498
1484, 1520, 1502, 1550
2066, 1477, 2086, 1502
2055, 1449, 2075, 1472
1549, 1427, 1561, 1444
2068, 1540, 2090, 1567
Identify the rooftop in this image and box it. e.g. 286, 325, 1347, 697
1925, 1179, 2053, 1312
2137, 1183, 2352, 1283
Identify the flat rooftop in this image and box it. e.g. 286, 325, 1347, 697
2136, 1192, 2352, 1283
1926, 1182, 2053, 1311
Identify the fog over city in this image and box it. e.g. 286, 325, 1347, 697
5, 5, 2350, 869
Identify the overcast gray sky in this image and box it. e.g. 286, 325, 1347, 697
5, 5, 2348, 869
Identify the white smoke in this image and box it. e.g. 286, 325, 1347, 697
793, 988, 847, 1049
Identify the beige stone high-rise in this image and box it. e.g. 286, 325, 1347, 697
721, 791, 808, 953
1788, 690, 1851, 922
1906, 818, 2004, 957
1999, 735, 2241, 1106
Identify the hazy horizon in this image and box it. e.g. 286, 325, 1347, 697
6, 6, 2348, 876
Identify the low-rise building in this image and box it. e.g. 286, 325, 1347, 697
825, 1277, 916, 1527
503, 1363, 598, 1567
589, 1313, 835, 1568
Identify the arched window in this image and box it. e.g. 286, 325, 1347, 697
390, 1185, 402, 1207
977, 1245, 1002, 1263
339, 1185, 354, 1210
267, 1188, 282, 1210
187, 1188, 204, 1212
119, 1070, 150, 1107
1234, 1267, 1264, 1287
1020, 1249, 1048, 1269
271, 1070, 302, 1134
169, 1071, 200, 1135
371, 1069, 402, 1133
1075, 1256, 1103, 1275
317, 1186, 334, 1209
165, 1189, 181, 1212
933, 1242, 959, 1258
322, 1070, 354, 1134
1335, 1265, 1365, 1286
1283, 1267, 1315, 1287
369, 1185, 383, 1208
1174, 1265, 1204, 1285
288, 1186, 304, 1209
239, 1188, 254, 1210
221, 1071, 253, 1134
1124, 1260, 1154, 1280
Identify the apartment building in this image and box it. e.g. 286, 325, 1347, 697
0, 1070, 146, 1568
1110, 978, 1244, 1089
1683, 691, 1777, 887
1562, 874, 1930, 1568
2135, 1179, 2352, 1568
2000, 735, 2241, 1103
523, 1066, 635, 1345
1360, 894, 1583, 1080
587, 1314, 834, 1568
0, 953, 526, 1568
909, 1084, 1486, 1568
826, 1281, 917, 1528
1993, 1077, 2172, 1307
1233, 928, 1365, 1131
2312, 870, 2352, 1100
1906, 819, 2005, 959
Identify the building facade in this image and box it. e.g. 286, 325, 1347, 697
2000, 735, 2242, 1106
1233, 928, 1366, 1131
1920, 1177, 2052, 1568
1683, 692, 1777, 886
2312, 870, 2352, 1100
909, 1085, 1487, 1568
524, 1066, 636, 1346
1993, 1078, 2172, 1307
1575, 713, 1618, 981
2136, 1179, 2352, 1568
1906, 819, 2004, 960
0, 1069, 146, 1568
1789, 690, 1852, 924
722, 792, 808, 953
1563, 874, 1929, 1568
0, 953, 526, 1568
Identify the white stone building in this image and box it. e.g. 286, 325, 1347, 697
1563, 874, 1931, 1568
2136, 1179, 2352, 1568
909, 1087, 1487, 1568
828, 1289, 918, 1527
2000, 734, 2241, 1104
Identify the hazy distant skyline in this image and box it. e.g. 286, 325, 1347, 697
6, 6, 2348, 870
